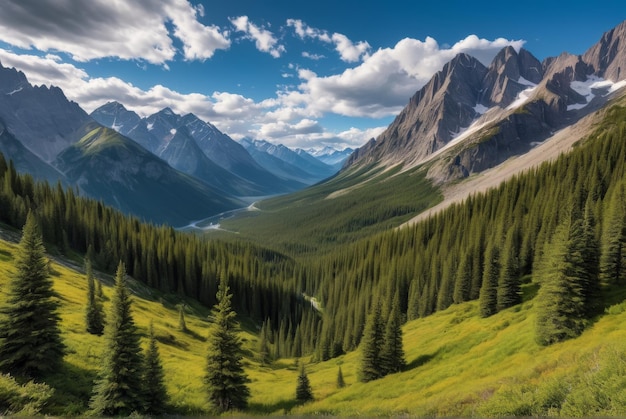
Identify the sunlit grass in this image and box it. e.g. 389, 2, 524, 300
2, 236, 626, 416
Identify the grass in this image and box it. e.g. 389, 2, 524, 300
2, 235, 626, 416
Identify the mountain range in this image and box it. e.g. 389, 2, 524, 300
346, 20, 626, 186
0, 65, 343, 225
1, 20, 626, 227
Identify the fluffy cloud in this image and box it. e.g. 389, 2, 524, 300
331, 33, 371, 63
286, 19, 370, 62
286, 19, 332, 43
257, 118, 322, 138
302, 52, 325, 60
285, 34, 525, 118
264, 125, 387, 150
0, 0, 230, 64
230, 16, 285, 58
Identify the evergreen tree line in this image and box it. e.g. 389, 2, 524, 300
302, 104, 626, 355
0, 155, 320, 359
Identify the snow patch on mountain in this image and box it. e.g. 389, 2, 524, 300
518, 76, 536, 87
473, 103, 489, 114
568, 76, 626, 111
7, 87, 22, 95
111, 117, 123, 131
507, 84, 538, 110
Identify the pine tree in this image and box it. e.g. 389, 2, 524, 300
581, 197, 601, 316
453, 251, 472, 304
295, 363, 314, 403
178, 304, 187, 332
497, 228, 522, 311
143, 322, 168, 415
379, 292, 406, 375
0, 212, 65, 378
90, 262, 145, 416
85, 258, 105, 335
535, 220, 588, 346
337, 366, 345, 388
204, 274, 250, 413
257, 323, 271, 365
95, 279, 104, 300
358, 302, 385, 382
600, 182, 626, 284
479, 244, 500, 317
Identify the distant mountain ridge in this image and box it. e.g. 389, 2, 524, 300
346, 20, 626, 184
0, 63, 244, 225
91, 103, 310, 195
239, 138, 336, 184
54, 122, 243, 226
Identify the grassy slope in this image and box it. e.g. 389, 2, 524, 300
214, 164, 442, 257
2, 233, 626, 416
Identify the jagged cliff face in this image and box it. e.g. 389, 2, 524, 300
481, 47, 543, 107
348, 53, 488, 167
346, 20, 626, 184
583, 19, 626, 81
0, 63, 91, 162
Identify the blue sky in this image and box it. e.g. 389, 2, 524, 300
0, 0, 624, 150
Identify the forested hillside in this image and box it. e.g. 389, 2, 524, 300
0, 93, 625, 416
298, 97, 626, 359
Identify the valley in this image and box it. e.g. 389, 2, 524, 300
0, 12, 626, 418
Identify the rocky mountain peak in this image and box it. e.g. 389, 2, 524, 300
350, 53, 487, 167
91, 101, 142, 136
0, 62, 29, 94
480, 46, 543, 107
582, 19, 626, 81
0, 63, 91, 162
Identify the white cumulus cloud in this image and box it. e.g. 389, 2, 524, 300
286, 19, 370, 62
0, 0, 230, 64
230, 16, 285, 58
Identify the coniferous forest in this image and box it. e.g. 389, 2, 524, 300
1, 99, 626, 415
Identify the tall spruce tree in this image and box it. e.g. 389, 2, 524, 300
497, 228, 522, 311
358, 302, 385, 382
204, 274, 250, 413
90, 262, 145, 416
535, 220, 588, 346
453, 251, 472, 304
479, 244, 500, 317
600, 182, 626, 284
257, 323, 271, 365
143, 322, 168, 415
178, 304, 187, 332
379, 292, 406, 375
0, 212, 64, 378
295, 363, 314, 403
85, 258, 105, 335
581, 197, 601, 316
337, 366, 345, 388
